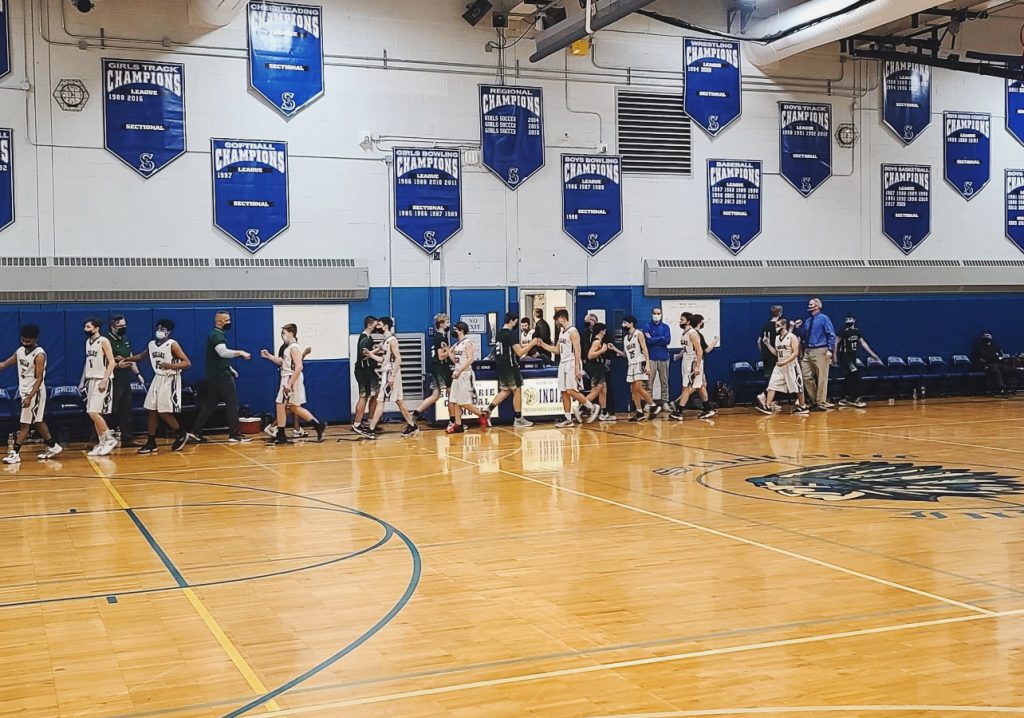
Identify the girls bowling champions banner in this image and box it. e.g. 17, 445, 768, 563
102, 59, 186, 178
393, 147, 462, 253
211, 138, 289, 254
247, 2, 324, 117
561, 154, 623, 255
707, 159, 761, 255
1006, 169, 1024, 254
684, 38, 742, 138
882, 164, 930, 255
0, 128, 13, 233
882, 61, 931, 144
944, 111, 990, 200
1008, 80, 1024, 146
480, 85, 544, 190
0, 1, 10, 80
779, 102, 832, 197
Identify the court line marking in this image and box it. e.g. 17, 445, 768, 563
842, 428, 1024, 457
586, 708, 1024, 717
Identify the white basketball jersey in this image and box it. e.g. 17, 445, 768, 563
148, 339, 178, 377
17, 346, 45, 394
84, 335, 110, 379
680, 328, 698, 360
380, 335, 400, 373
280, 341, 301, 379
558, 326, 577, 365
625, 330, 643, 366
776, 333, 797, 363
449, 338, 471, 371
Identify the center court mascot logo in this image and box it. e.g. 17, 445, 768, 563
747, 461, 1024, 502
138, 153, 156, 174
280, 92, 296, 113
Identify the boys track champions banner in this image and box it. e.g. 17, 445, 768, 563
247, 2, 324, 117
779, 102, 832, 197
561, 154, 623, 255
707, 159, 762, 255
211, 138, 289, 254
1006, 169, 1024, 254
0, 1, 10, 80
944, 111, 990, 200
393, 147, 462, 253
882, 61, 931, 144
1008, 80, 1024, 146
684, 38, 742, 137
882, 164, 930, 255
479, 85, 544, 190
0, 128, 13, 233
103, 59, 186, 178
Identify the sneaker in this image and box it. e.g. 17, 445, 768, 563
838, 399, 857, 408
37, 443, 63, 460
755, 393, 767, 410
809, 404, 827, 413
853, 399, 867, 408
272, 434, 291, 445
479, 411, 490, 429
794, 405, 810, 415
171, 434, 189, 452
228, 434, 253, 443
647, 406, 658, 421
263, 424, 277, 438
755, 404, 773, 416
97, 437, 118, 457
292, 428, 309, 438
137, 442, 158, 455
513, 417, 533, 428
87, 443, 104, 456
668, 411, 684, 421
629, 412, 646, 423
652, 405, 663, 417
402, 424, 420, 437
352, 424, 371, 438
771, 403, 783, 413
698, 409, 717, 420
2, 451, 21, 465
598, 412, 617, 422
314, 421, 326, 443
445, 423, 465, 434
585, 406, 599, 424
187, 432, 207, 444
823, 401, 836, 409
555, 417, 575, 428
571, 406, 583, 424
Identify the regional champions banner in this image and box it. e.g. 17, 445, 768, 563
103, 59, 186, 179
1008, 80, 1024, 146
0, 128, 13, 233
393, 147, 462, 253
479, 84, 544, 190
944, 111, 990, 200
707, 159, 761, 255
1006, 169, 1024, 254
0, 1, 10, 80
561, 153, 623, 255
779, 102, 832, 197
882, 164, 930, 255
247, 2, 324, 117
211, 139, 289, 254
882, 61, 931, 144
684, 38, 741, 137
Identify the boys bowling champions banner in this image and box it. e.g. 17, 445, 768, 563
393, 147, 462, 253
707, 159, 761, 255
479, 84, 544, 190
247, 2, 324, 117
561, 154, 623, 255
882, 61, 931, 144
684, 38, 741, 137
1006, 169, 1024, 254
0, 1, 10, 79
1008, 80, 1024, 146
882, 164, 930, 255
211, 138, 289, 254
0, 128, 13, 232
103, 59, 186, 178
943, 111, 990, 200
779, 102, 832, 197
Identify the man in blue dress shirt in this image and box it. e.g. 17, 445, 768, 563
793, 297, 836, 411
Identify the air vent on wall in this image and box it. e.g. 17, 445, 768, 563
616, 90, 692, 175
765, 259, 866, 268
655, 259, 761, 268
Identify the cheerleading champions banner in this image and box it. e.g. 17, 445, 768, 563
943, 111, 990, 200
561, 154, 623, 255
779, 102, 832, 197
707, 159, 761, 255
393, 147, 462, 253
882, 61, 931, 144
479, 85, 544, 190
103, 59, 186, 178
0, 128, 13, 233
684, 38, 742, 137
1006, 170, 1024, 254
247, 2, 324, 117
211, 139, 289, 254
882, 164, 930, 255
0, 0, 10, 80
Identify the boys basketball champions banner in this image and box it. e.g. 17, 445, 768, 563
1006, 170, 1024, 254
684, 38, 741, 137
1008, 80, 1024, 146
211, 138, 289, 254
479, 85, 544, 190
0, 1, 10, 79
561, 153, 623, 255
247, 2, 324, 117
779, 102, 832, 197
707, 159, 761, 255
102, 59, 186, 178
944, 111, 990, 200
882, 164, 930, 254
0, 128, 13, 232
882, 61, 931, 144
393, 147, 462, 253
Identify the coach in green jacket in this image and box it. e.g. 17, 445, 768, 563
188, 310, 251, 443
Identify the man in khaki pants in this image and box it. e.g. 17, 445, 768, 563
793, 298, 837, 411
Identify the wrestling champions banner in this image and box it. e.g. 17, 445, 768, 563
684, 38, 741, 138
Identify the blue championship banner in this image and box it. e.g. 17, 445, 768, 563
944, 111, 990, 200
0, 128, 13, 232
882, 61, 931, 144
247, 2, 324, 117
103, 59, 186, 178
707, 159, 761, 255
1008, 80, 1024, 146
211, 138, 289, 254
479, 84, 544, 190
779, 102, 831, 197
0, 0, 10, 79
882, 164, 930, 255
684, 38, 741, 137
1006, 170, 1024, 254
561, 154, 623, 255
393, 147, 462, 253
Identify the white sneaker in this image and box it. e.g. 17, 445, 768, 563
585, 406, 599, 423
292, 428, 309, 438
555, 417, 575, 428
87, 444, 104, 456
2, 451, 21, 464
97, 438, 118, 457
513, 417, 533, 428
599, 412, 618, 422
263, 424, 277, 438
571, 406, 583, 424
37, 444, 63, 460
755, 393, 768, 410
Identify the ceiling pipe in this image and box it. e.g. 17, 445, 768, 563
188, 0, 247, 28
529, 0, 660, 63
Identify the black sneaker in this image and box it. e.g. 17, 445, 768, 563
794, 405, 810, 415
272, 434, 291, 445
809, 404, 827, 413
314, 421, 326, 443
402, 424, 420, 437
668, 411, 684, 421
187, 432, 208, 444
137, 441, 158, 455
698, 409, 716, 420
171, 433, 189, 452
228, 434, 253, 443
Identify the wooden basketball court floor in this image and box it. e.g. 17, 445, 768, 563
4, 398, 1024, 718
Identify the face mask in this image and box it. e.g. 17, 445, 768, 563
845, 319, 855, 327
84, 329, 94, 337
112, 326, 125, 336
221, 321, 232, 331
679, 322, 686, 329
807, 306, 815, 314
21, 342, 34, 350
652, 315, 661, 323
155, 330, 169, 341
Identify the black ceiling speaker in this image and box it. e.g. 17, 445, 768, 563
542, 7, 568, 29
462, 0, 494, 26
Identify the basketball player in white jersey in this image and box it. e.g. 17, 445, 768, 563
80, 317, 118, 456
260, 323, 326, 445
446, 321, 490, 434
756, 317, 809, 415
0, 324, 62, 464
669, 312, 705, 421
536, 309, 598, 427
123, 319, 192, 454
621, 315, 657, 422
363, 316, 418, 439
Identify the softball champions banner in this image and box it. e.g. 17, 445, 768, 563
393, 147, 462, 253
103, 59, 186, 179
480, 85, 544, 190
211, 139, 289, 254
0, 128, 13, 232
1008, 80, 1024, 146
882, 164, 930, 255
684, 38, 741, 137
1006, 170, 1024, 253
0, 1, 10, 80
779, 102, 832, 197
247, 2, 324, 117
944, 111, 990, 200
882, 61, 931, 144
561, 153, 623, 255
707, 159, 761, 255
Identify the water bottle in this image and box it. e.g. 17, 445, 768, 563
888, 398, 895, 406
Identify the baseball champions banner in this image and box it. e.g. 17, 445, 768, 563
1006, 169, 1024, 254
561, 153, 623, 255
944, 111, 990, 200
480, 85, 544, 190
103, 59, 186, 178
393, 147, 462, 254
0, 0, 10, 80
247, 2, 324, 117
684, 38, 742, 137
211, 138, 289, 254
707, 159, 762, 255
882, 61, 931, 144
779, 102, 832, 197
882, 164, 930, 255
1008, 80, 1024, 146
0, 128, 13, 233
